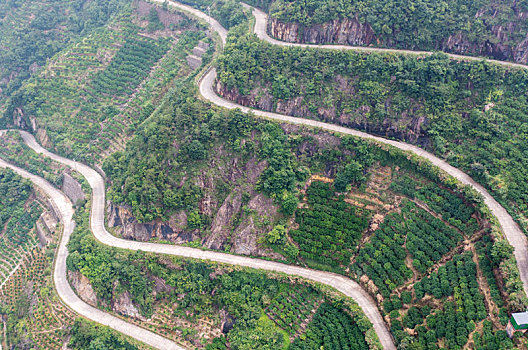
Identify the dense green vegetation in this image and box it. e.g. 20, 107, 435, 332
265, 286, 320, 334
0, 169, 32, 228
104, 84, 251, 222
0, 0, 130, 113
290, 302, 368, 350
245, 0, 528, 62
217, 31, 528, 235
0, 131, 67, 185
4, 3, 204, 163
67, 200, 374, 349
290, 181, 370, 271
69, 318, 140, 350
181, 0, 247, 28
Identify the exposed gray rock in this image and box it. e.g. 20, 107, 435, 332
61, 173, 85, 205
231, 193, 279, 257
269, 16, 375, 46
107, 203, 196, 243
112, 290, 146, 321
68, 271, 97, 306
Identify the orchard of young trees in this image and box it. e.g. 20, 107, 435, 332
290, 181, 370, 271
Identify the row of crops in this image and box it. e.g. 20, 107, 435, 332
290, 302, 368, 350
352, 199, 465, 297
89, 34, 170, 97
16, 10, 206, 164
290, 181, 370, 270
0, 167, 77, 349
265, 286, 321, 335
0, 169, 42, 286
390, 174, 479, 233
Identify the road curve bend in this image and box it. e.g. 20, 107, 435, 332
246, 3, 528, 70
152, 0, 227, 45
199, 67, 528, 297
15, 130, 395, 349
0, 157, 185, 350
189, 1, 528, 297
2, 1, 526, 349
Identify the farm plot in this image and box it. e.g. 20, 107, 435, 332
17, 4, 207, 164
290, 181, 370, 271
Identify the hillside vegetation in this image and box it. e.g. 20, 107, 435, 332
67, 200, 376, 349
246, 0, 528, 63
3, 1, 209, 164
101, 76, 526, 348
0, 0, 130, 113
216, 31, 528, 236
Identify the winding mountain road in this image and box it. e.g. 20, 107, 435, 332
0, 155, 185, 350
195, 2, 528, 300
0, 1, 527, 349
247, 3, 528, 70
2, 130, 394, 349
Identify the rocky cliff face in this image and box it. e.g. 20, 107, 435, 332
268, 7, 528, 64
441, 23, 528, 63
215, 78, 428, 145
68, 271, 98, 306
107, 150, 282, 258
107, 203, 195, 243
269, 17, 375, 46
68, 270, 151, 321
112, 289, 146, 321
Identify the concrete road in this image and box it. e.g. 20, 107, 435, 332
0, 157, 185, 350
245, 3, 528, 70
191, 0, 528, 298
17, 130, 395, 349
2, 1, 527, 349
199, 67, 528, 300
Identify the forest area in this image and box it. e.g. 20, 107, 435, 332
216, 29, 528, 236
244, 0, 528, 63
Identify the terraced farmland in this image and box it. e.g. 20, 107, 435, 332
16, 4, 208, 164
0, 168, 74, 348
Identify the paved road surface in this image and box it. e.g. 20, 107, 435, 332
246, 3, 528, 70
0, 157, 185, 350
195, 1, 528, 298
16, 130, 394, 349
2, 1, 527, 349
199, 67, 528, 300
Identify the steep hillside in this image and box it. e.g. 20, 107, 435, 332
0, 167, 143, 349
100, 80, 526, 348
216, 31, 528, 237
66, 198, 376, 349
181, 0, 247, 28
0, 0, 130, 114
3, 1, 211, 164
245, 0, 528, 63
